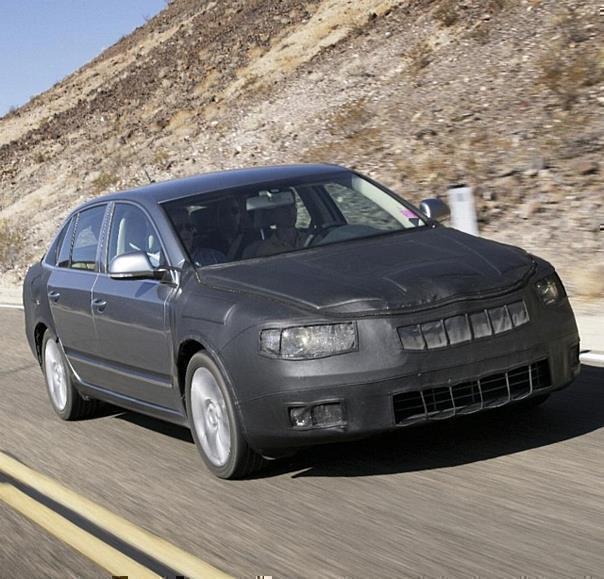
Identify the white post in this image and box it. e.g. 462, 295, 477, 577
447, 185, 479, 236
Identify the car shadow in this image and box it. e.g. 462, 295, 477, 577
114, 411, 194, 443
102, 366, 603, 479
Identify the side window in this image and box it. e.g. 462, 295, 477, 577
108, 204, 164, 268
294, 191, 312, 229
70, 206, 106, 271
56, 217, 76, 267
325, 182, 401, 229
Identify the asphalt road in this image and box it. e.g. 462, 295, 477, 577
1, 308, 603, 577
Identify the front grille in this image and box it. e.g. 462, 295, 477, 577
393, 359, 551, 424
398, 300, 530, 351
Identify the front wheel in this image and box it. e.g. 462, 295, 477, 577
42, 331, 99, 420
185, 352, 264, 479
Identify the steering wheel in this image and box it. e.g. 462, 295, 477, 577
304, 223, 342, 247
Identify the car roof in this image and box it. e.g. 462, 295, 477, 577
79, 163, 348, 210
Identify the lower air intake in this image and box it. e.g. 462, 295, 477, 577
393, 359, 551, 424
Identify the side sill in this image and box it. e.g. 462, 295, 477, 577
77, 381, 188, 427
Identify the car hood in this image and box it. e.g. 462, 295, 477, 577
199, 227, 535, 316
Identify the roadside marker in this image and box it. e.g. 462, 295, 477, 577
580, 351, 604, 368
447, 185, 479, 236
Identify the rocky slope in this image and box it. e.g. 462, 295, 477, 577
0, 0, 602, 298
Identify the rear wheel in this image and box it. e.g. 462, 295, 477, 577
42, 331, 100, 420
186, 352, 264, 479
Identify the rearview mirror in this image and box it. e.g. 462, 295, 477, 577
246, 190, 295, 211
109, 252, 163, 280
419, 198, 450, 222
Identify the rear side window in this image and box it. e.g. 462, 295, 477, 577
56, 217, 76, 267
70, 206, 106, 271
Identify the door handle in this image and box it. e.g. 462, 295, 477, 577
92, 298, 107, 312
48, 290, 60, 302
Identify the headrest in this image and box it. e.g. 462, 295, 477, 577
190, 206, 218, 231
253, 204, 296, 230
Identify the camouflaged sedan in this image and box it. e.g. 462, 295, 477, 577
24, 164, 581, 478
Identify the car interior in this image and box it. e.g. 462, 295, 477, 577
165, 176, 423, 267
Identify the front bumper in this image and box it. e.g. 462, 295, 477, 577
229, 295, 580, 454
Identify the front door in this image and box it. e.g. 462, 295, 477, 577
91, 203, 176, 409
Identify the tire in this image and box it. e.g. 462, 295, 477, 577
41, 331, 100, 420
185, 352, 264, 479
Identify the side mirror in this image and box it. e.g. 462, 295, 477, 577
109, 251, 163, 280
419, 198, 451, 222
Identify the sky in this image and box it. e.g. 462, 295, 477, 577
0, 1, 167, 117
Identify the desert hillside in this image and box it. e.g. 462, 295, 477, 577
0, 0, 602, 297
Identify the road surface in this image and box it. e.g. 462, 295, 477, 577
1, 309, 603, 577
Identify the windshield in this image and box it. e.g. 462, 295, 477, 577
163, 171, 426, 267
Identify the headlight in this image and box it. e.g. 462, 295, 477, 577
535, 274, 564, 306
260, 323, 357, 359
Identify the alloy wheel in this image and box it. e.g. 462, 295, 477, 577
190, 367, 232, 467
44, 339, 68, 411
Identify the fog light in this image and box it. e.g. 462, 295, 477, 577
289, 406, 312, 427
289, 403, 344, 428
311, 403, 344, 426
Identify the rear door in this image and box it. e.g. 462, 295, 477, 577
91, 202, 176, 409
47, 204, 108, 383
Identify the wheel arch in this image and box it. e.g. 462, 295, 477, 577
175, 335, 242, 420
34, 321, 49, 364
176, 339, 206, 407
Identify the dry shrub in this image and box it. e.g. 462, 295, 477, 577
301, 127, 383, 164
468, 23, 490, 45
408, 40, 434, 73
569, 264, 604, 299
92, 172, 118, 194
537, 110, 590, 156
538, 46, 604, 109
0, 219, 25, 270
552, 7, 591, 45
434, 1, 459, 27
397, 149, 455, 186
437, 0, 508, 29
33, 151, 47, 164
485, 0, 510, 11
153, 148, 171, 167
328, 98, 372, 136
538, 7, 604, 108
